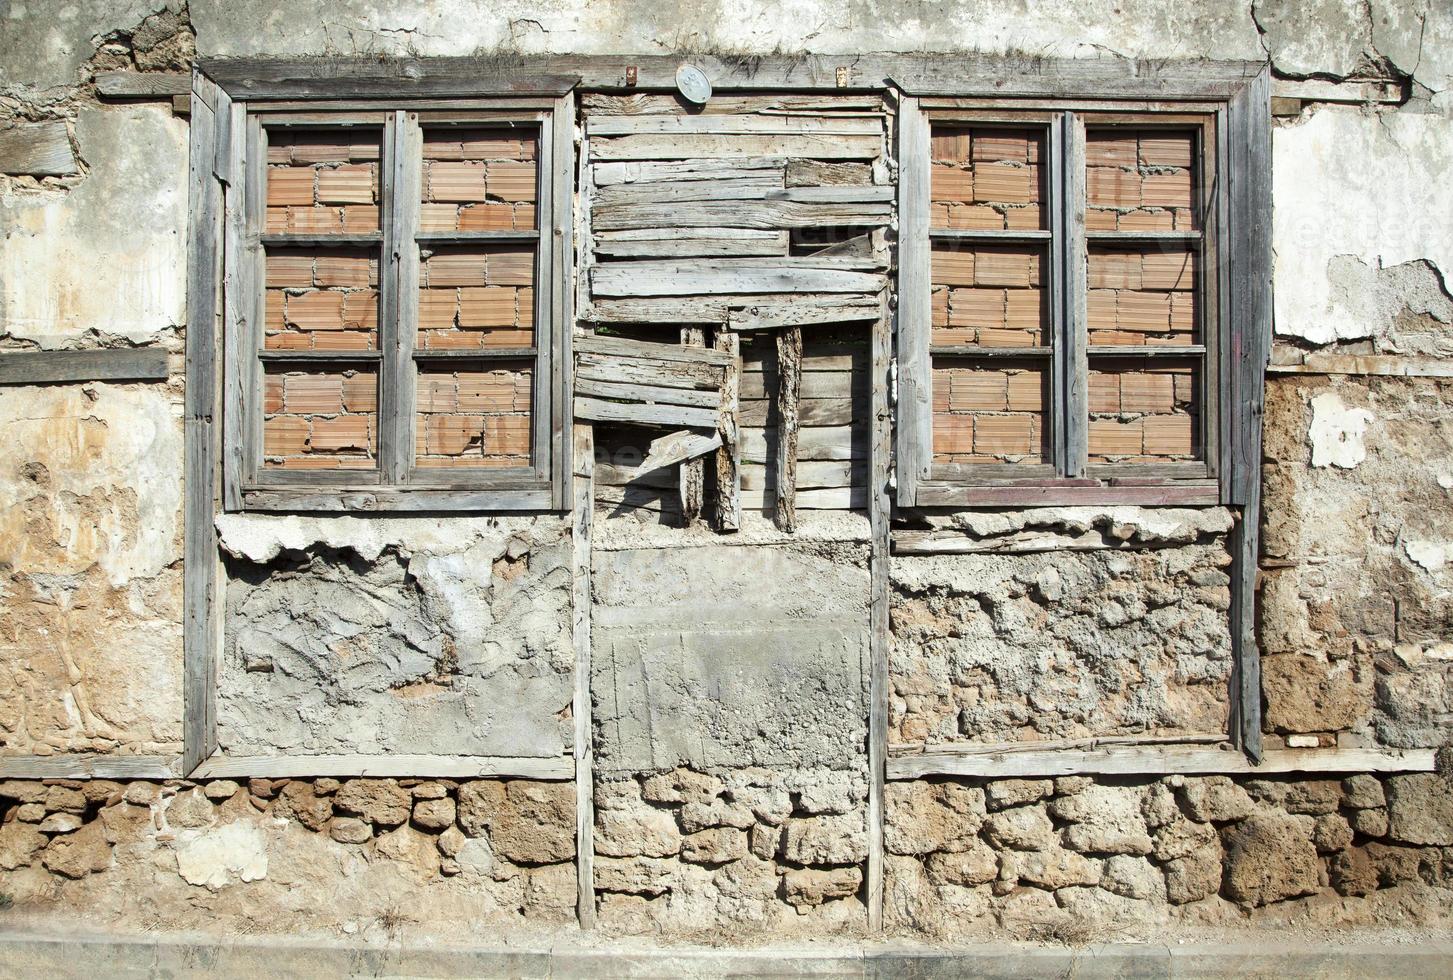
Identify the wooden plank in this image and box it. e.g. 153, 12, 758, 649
576, 353, 724, 391
866, 290, 891, 933
0, 348, 169, 385
1227, 68, 1272, 763
887, 744, 1438, 780
895, 96, 931, 505
591, 176, 786, 207
389, 111, 423, 486
679, 327, 708, 526
95, 71, 191, 97
741, 459, 862, 490
1063, 112, 1089, 477
786, 159, 876, 186
220, 101, 251, 512
575, 396, 718, 429
713, 329, 741, 531
571, 425, 596, 929
591, 260, 886, 297
194, 754, 575, 780
0, 120, 76, 176
202, 54, 1260, 99
585, 293, 884, 326
914, 482, 1220, 507
590, 132, 881, 161
743, 425, 862, 463
548, 94, 575, 509
575, 333, 734, 367
182, 72, 226, 777
730, 299, 881, 331
740, 396, 856, 426
774, 327, 802, 532
583, 93, 884, 116
588, 114, 882, 137
241, 487, 555, 511
591, 196, 891, 231
741, 486, 867, 509
0, 755, 178, 779
641, 429, 723, 477
575, 376, 720, 408
591, 158, 786, 185
594, 229, 789, 259
1267, 353, 1453, 377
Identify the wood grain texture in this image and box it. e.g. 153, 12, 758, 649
894, 97, 932, 505
571, 424, 597, 928
0, 349, 169, 385
866, 291, 892, 932
712, 329, 742, 531
773, 327, 802, 532
193, 754, 575, 779
0, 755, 178, 779
0, 120, 76, 176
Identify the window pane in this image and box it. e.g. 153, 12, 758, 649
264, 247, 379, 350
262, 364, 378, 469
1088, 357, 1201, 462
415, 360, 534, 468
1087, 245, 1196, 346
265, 130, 381, 234
931, 244, 1046, 347
417, 244, 536, 350
421, 127, 538, 231
932, 358, 1049, 464
930, 126, 1044, 231
1085, 129, 1198, 231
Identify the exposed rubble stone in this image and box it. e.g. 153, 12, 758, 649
784, 867, 863, 907
1385, 774, 1453, 845
333, 779, 412, 827
40, 821, 112, 879
1221, 812, 1321, 906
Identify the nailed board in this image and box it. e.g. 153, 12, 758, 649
578, 96, 889, 523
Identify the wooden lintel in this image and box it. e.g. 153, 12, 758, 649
95, 71, 191, 98
887, 744, 1439, 780
192, 754, 575, 780
0, 755, 179, 780
0, 348, 171, 385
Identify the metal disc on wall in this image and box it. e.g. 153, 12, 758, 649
675, 64, 712, 105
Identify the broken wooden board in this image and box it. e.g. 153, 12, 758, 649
590, 258, 888, 297
593, 228, 790, 259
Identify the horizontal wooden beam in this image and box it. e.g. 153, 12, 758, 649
0, 755, 179, 779
95, 71, 191, 98
1268, 353, 1453, 378
0, 348, 171, 385
197, 55, 1261, 99
887, 743, 1438, 780
0, 120, 76, 177
241, 487, 554, 511
191, 754, 575, 780
912, 481, 1221, 507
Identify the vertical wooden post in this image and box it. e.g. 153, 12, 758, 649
182, 71, 227, 776
571, 423, 597, 928
679, 326, 706, 526
866, 290, 892, 931
712, 328, 741, 532
774, 326, 802, 532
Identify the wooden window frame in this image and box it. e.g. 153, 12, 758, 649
896, 83, 1268, 510
214, 94, 575, 513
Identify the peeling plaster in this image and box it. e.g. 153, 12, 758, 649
1404, 538, 1453, 574
1273, 108, 1453, 346
1308, 392, 1373, 468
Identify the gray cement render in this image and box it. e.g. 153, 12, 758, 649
591, 541, 870, 772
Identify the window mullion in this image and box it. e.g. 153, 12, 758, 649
1060, 110, 1090, 478
381, 110, 421, 485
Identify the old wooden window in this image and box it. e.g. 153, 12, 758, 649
897, 96, 1260, 508
220, 104, 571, 511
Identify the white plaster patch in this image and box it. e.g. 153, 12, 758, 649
0, 106, 187, 346
1308, 393, 1373, 468
175, 821, 269, 890
1404, 539, 1453, 574
214, 512, 556, 563
1272, 108, 1453, 345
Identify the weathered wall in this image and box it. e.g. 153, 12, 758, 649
0, 776, 575, 936
0, 382, 183, 757
216, 516, 574, 758
891, 537, 1234, 747
591, 536, 870, 931
885, 770, 1453, 937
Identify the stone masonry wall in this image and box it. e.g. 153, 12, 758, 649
0, 776, 575, 938
886, 771, 1453, 938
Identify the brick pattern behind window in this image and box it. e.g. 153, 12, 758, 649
932, 359, 1049, 464
415, 360, 533, 468
1087, 358, 1199, 462
262, 365, 378, 469
932, 244, 1046, 348
1087, 246, 1196, 346
929, 126, 1044, 231
1085, 129, 1197, 231
417, 245, 536, 350
265, 131, 381, 233
421, 127, 537, 231
264, 248, 379, 350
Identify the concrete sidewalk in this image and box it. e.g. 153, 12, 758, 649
2, 929, 1452, 979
